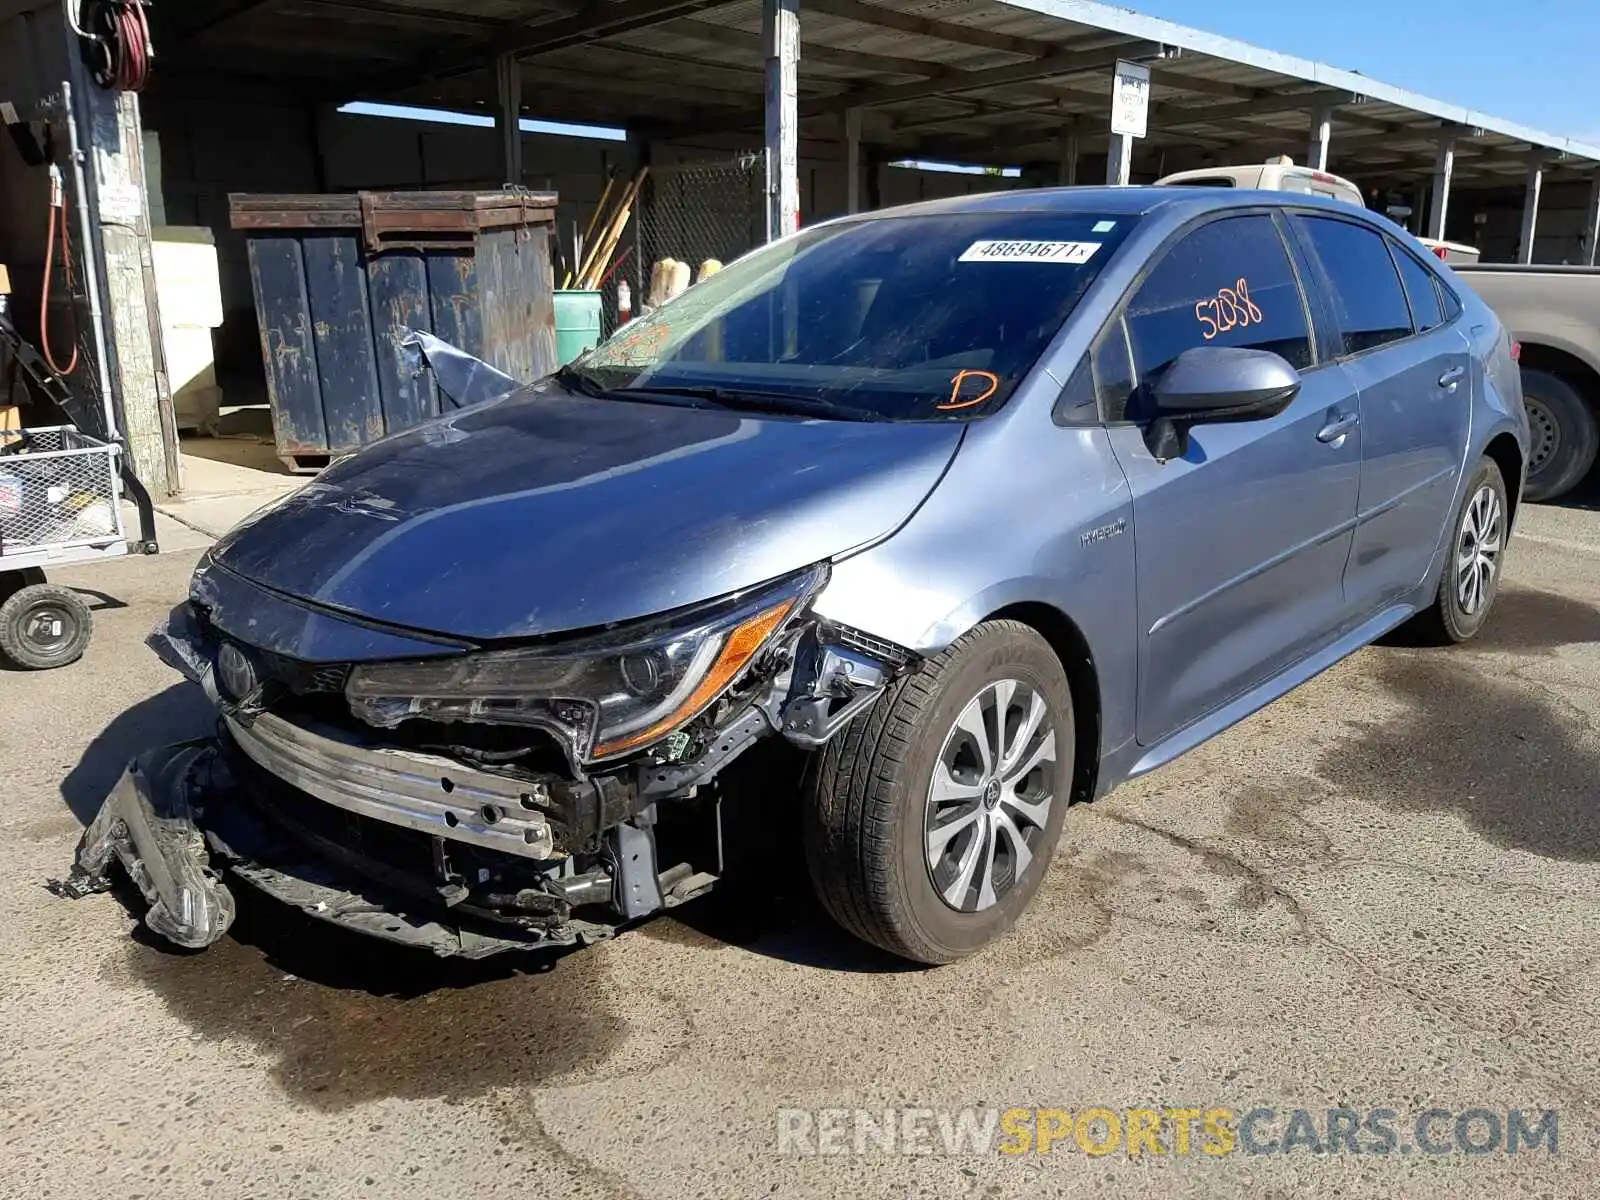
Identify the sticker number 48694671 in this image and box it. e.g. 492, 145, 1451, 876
959, 240, 1102, 264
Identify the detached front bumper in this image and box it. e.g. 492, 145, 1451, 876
51, 735, 652, 959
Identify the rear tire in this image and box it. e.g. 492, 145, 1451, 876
802, 620, 1073, 964
0, 583, 93, 669
1521, 368, 1597, 502
1406, 458, 1508, 645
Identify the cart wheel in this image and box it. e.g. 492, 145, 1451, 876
0, 583, 93, 670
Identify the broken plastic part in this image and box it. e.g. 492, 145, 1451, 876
780, 641, 892, 748
400, 329, 521, 409
146, 602, 213, 689
48, 741, 237, 950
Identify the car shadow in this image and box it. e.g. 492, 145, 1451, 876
1540, 471, 1600, 512
115, 878, 633, 1110
60, 682, 216, 824
635, 740, 922, 975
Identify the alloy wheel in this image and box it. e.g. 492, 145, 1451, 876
924, 678, 1057, 913
1456, 484, 1503, 617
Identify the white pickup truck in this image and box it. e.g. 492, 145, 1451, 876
1451, 265, 1600, 501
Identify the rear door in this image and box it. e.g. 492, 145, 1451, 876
1099, 212, 1362, 746
1288, 215, 1472, 615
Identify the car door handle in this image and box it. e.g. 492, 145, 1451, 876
1316, 411, 1359, 443
1438, 366, 1466, 389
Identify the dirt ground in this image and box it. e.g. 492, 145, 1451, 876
3, 492, 1600, 1199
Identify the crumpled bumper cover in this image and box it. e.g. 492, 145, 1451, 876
48, 741, 236, 949
50, 739, 605, 959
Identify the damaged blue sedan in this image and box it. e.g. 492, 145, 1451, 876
59, 186, 1526, 964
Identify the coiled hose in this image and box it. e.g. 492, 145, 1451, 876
86, 1, 151, 93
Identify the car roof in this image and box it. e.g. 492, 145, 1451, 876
856, 185, 1373, 223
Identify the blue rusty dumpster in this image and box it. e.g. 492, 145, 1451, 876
228, 190, 559, 472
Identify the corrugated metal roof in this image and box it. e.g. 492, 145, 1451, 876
158, 0, 1599, 186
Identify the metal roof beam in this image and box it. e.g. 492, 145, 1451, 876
288, 0, 510, 36
800, 0, 1070, 59
359, 0, 735, 95
173, 0, 280, 43
671, 17, 934, 78
1153, 88, 1365, 130
918, 120, 1238, 162
1148, 69, 1257, 100
801, 40, 1167, 117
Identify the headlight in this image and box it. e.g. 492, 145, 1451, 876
345, 566, 826, 762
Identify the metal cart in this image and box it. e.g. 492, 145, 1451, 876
0, 425, 159, 668
1, 316, 159, 670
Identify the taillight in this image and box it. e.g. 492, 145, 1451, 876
1511, 340, 1521, 362
1433, 245, 1449, 260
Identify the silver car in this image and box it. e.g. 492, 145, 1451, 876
65, 187, 1528, 966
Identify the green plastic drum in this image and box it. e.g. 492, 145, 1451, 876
553, 289, 603, 365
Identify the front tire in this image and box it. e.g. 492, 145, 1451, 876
1408, 458, 1508, 645
802, 620, 1073, 964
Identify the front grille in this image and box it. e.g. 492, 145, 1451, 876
254, 648, 349, 696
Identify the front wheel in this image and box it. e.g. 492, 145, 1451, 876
802, 620, 1073, 964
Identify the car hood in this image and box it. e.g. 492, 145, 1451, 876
211, 384, 964, 642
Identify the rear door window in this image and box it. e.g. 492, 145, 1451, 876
1110, 213, 1313, 421
1390, 240, 1445, 332
1292, 215, 1414, 355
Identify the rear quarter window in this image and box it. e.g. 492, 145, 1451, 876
1292, 215, 1414, 356
1390, 240, 1445, 332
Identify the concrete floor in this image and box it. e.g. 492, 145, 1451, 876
3, 497, 1600, 1199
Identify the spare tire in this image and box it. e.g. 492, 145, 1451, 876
1522, 368, 1598, 502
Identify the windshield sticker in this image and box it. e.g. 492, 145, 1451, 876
1195, 278, 1264, 340
937, 369, 1001, 411
1092, 220, 1118, 233
958, 240, 1101, 264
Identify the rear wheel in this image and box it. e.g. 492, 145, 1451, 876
1521, 368, 1598, 502
0, 583, 93, 669
1407, 458, 1508, 645
802, 620, 1073, 964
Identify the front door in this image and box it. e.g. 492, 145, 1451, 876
1289, 214, 1474, 614
1098, 213, 1362, 746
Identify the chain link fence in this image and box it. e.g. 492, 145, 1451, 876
609, 153, 767, 333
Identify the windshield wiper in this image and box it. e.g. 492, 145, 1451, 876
555, 364, 720, 410
553, 363, 615, 398
613, 384, 881, 422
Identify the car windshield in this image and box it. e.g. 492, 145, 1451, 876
571, 211, 1134, 421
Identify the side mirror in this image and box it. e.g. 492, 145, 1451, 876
1144, 346, 1302, 459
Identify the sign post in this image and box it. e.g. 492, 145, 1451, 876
1106, 59, 1150, 186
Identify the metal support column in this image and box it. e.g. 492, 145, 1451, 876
1105, 131, 1133, 186
763, 0, 800, 238
494, 53, 523, 187
843, 107, 861, 214
1519, 154, 1545, 264
1308, 106, 1332, 172
1584, 171, 1600, 266
1057, 123, 1079, 186
1427, 138, 1454, 241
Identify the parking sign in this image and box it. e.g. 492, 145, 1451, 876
1110, 60, 1151, 139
